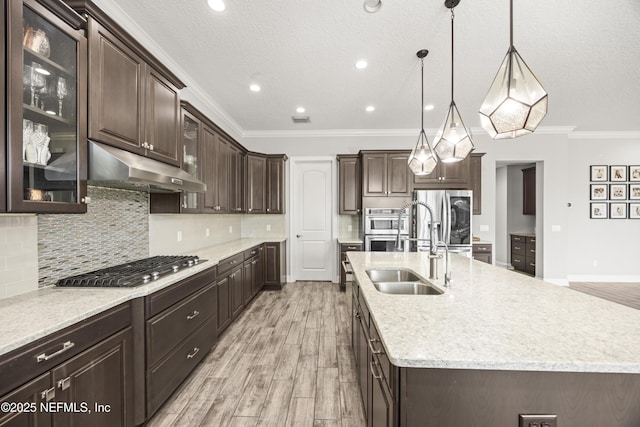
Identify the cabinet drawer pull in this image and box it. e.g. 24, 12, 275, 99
370, 360, 383, 380
187, 347, 200, 359
530, 263, 535, 267
57, 377, 71, 391
41, 387, 55, 402
186, 310, 200, 320
346, 246, 358, 250
368, 337, 382, 355
36, 341, 75, 363
171, 178, 183, 185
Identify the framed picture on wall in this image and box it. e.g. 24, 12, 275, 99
590, 202, 607, 219
609, 184, 627, 200
629, 203, 640, 219
630, 184, 640, 200
610, 165, 627, 181
630, 166, 640, 182
589, 184, 608, 200
590, 165, 608, 182
610, 203, 627, 219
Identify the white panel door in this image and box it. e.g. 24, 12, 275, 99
291, 159, 333, 281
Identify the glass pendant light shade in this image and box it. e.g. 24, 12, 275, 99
433, 3, 473, 163
433, 101, 473, 162
408, 49, 438, 176
409, 130, 438, 175
479, 46, 547, 139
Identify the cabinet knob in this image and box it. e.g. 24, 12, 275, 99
81, 196, 91, 204
266, 209, 270, 212
149, 144, 154, 151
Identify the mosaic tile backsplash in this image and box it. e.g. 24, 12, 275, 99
37, 186, 149, 287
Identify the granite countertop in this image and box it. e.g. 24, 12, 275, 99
348, 252, 640, 373
338, 238, 363, 245
510, 232, 536, 238
0, 237, 286, 358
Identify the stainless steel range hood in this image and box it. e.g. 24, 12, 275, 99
88, 141, 206, 193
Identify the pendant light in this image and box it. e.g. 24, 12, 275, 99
408, 49, 438, 176
479, 0, 548, 139
433, 0, 474, 163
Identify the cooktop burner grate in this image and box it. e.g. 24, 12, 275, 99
55, 255, 202, 288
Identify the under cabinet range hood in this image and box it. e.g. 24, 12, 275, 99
88, 141, 206, 193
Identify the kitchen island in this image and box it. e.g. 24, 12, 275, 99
348, 251, 640, 426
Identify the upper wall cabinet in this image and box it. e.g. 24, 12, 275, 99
266, 155, 287, 214
4, 0, 88, 213
228, 144, 245, 214
413, 154, 471, 189
337, 154, 361, 215
470, 153, 484, 215
66, 1, 184, 167
362, 151, 411, 197
246, 154, 266, 214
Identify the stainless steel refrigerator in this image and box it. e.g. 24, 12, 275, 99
411, 190, 473, 257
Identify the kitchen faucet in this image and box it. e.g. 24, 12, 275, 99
435, 241, 451, 287
395, 201, 441, 280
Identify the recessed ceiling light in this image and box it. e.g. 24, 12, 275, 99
366, 105, 375, 112
207, 0, 226, 12
424, 104, 434, 111
355, 60, 368, 69
296, 106, 305, 113
249, 84, 261, 92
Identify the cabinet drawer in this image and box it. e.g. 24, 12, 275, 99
0, 302, 130, 397
218, 253, 244, 276
526, 244, 536, 256
369, 321, 391, 388
511, 242, 526, 255
472, 244, 492, 253
358, 291, 370, 327
526, 236, 536, 245
340, 243, 363, 252
145, 266, 217, 318
511, 254, 525, 269
511, 235, 525, 243
146, 316, 216, 417
525, 256, 536, 273
146, 282, 217, 366
244, 245, 261, 260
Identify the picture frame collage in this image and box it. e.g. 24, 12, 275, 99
590, 165, 640, 219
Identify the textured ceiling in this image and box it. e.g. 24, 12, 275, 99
105, 0, 640, 134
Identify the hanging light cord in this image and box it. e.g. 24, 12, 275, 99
450, 8, 455, 102
509, 0, 514, 47
420, 57, 425, 131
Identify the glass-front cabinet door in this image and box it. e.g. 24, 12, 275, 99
181, 108, 201, 213
7, 0, 87, 213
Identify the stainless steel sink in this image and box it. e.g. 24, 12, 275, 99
366, 268, 422, 283
372, 281, 443, 295
366, 268, 443, 295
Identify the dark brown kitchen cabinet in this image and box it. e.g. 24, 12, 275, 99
0, 302, 134, 427
144, 267, 217, 418
413, 154, 471, 189
264, 241, 286, 290
362, 151, 411, 197
204, 131, 229, 213
216, 275, 231, 334
470, 152, 484, 215
216, 252, 244, 334
71, 2, 184, 166
243, 245, 262, 305
511, 234, 535, 276
5, 0, 88, 213
522, 166, 536, 215
472, 243, 492, 264
201, 125, 217, 211
229, 144, 245, 213
247, 154, 266, 213
339, 242, 362, 290
337, 155, 361, 215
266, 155, 287, 214
230, 264, 244, 319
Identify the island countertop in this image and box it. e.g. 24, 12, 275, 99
347, 252, 640, 373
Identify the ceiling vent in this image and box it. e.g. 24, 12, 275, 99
291, 116, 311, 124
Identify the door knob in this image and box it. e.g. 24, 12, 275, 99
296, 234, 302, 238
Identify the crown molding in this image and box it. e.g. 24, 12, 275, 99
568, 131, 640, 140
242, 128, 440, 139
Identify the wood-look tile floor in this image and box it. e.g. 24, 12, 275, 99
148, 282, 365, 427
569, 282, 640, 311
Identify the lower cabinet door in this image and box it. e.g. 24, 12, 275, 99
357, 315, 370, 420
230, 266, 244, 319
51, 327, 134, 427
0, 373, 52, 427
243, 260, 253, 305
371, 361, 394, 427
217, 277, 231, 334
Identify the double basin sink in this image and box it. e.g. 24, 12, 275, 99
366, 268, 443, 295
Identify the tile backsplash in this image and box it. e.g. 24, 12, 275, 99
0, 215, 38, 299
37, 186, 149, 288
149, 214, 241, 255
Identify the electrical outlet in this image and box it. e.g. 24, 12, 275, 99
479, 224, 489, 232
177, 231, 182, 242
205, 228, 210, 237
228, 226, 233, 233
519, 414, 557, 427
266, 224, 271, 232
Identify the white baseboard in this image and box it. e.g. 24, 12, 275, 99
543, 278, 569, 287
567, 274, 640, 283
